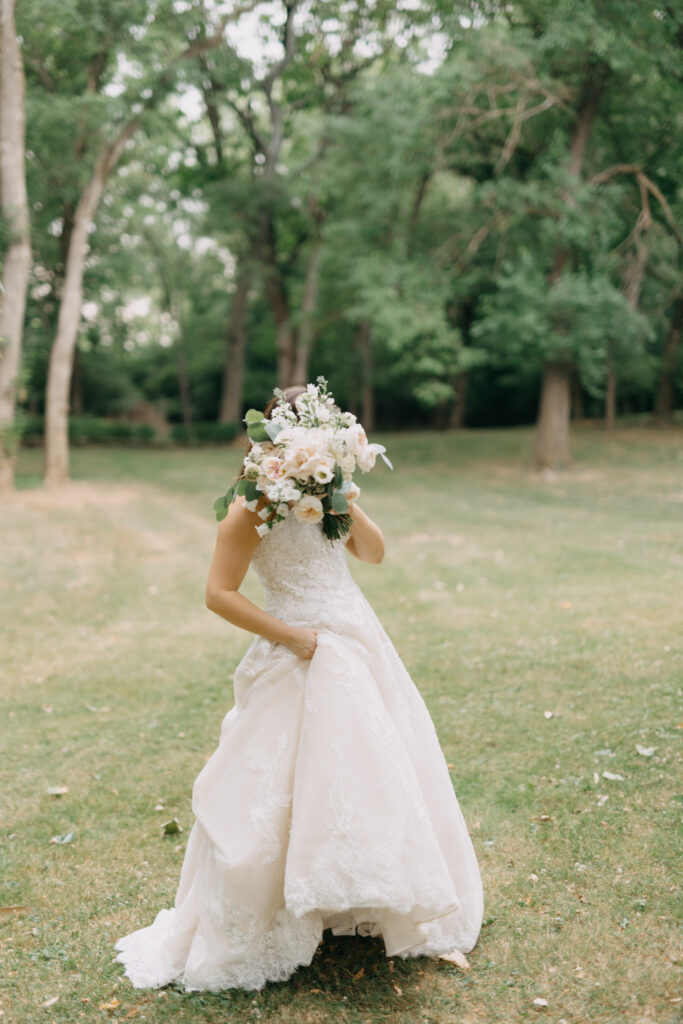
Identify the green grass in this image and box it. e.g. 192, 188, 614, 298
1, 425, 682, 1024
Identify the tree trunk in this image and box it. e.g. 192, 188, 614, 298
219, 266, 251, 423
356, 319, 374, 431
43, 120, 138, 485
535, 66, 608, 468
534, 361, 572, 469
291, 237, 322, 385
605, 339, 616, 430
0, 0, 31, 491
449, 372, 467, 429
70, 344, 83, 416
572, 370, 583, 421
655, 301, 682, 421
177, 339, 192, 428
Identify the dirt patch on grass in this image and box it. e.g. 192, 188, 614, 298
5, 480, 144, 512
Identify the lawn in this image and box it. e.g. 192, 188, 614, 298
1, 425, 681, 1024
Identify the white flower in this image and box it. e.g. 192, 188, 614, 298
261, 455, 284, 481
243, 498, 258, 512
316, 405, 331, 422
313, 462, 334, 484
344, 481, 360, 503
294, 494, 324, 524
340, 453, 355, 475
257, 506, 272, 520
343, 423, 368, 457
356, 445, 377, 472
256, 522, 270, 538
276, 502, 290, 517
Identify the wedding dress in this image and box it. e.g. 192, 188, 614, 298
115, 514, 484, 991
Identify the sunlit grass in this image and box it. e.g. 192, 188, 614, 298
2, 425, 681, 1023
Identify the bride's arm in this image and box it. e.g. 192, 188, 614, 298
345, 504, 385, 564
205, 498, 317, 659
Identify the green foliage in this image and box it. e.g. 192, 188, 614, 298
13, 0, 683, 441
170, 422, 240, 446
21, 415, 156, 447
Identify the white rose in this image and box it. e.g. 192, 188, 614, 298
356, 445, 376, 472
343, 424, 367, 457
293, 494, 324, 524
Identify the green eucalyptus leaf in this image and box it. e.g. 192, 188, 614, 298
244, 409, 265, 424
244, 480, 260, 502
247, 422, 269, 442
330, 491, 348, 513
265, 421, 283, 441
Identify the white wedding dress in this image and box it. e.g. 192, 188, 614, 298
115, 515, 484, 991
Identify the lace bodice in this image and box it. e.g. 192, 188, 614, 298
250, 515, 362, 631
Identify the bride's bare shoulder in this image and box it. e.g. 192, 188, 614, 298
216, 495, 261, 539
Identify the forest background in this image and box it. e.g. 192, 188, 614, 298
0, 0, 682, 488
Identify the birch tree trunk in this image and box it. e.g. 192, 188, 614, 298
43, 122, 137, 485
0, 0, 31, 491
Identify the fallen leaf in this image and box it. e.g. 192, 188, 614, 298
636, 744, 656, 757
309, 988, 323, 994
99, 998, 120, 1011
392, 983, 403, 996
543, 711, 554, 719
533, 997, 548, 1008
43, 996, 59, 1008
46, 786, 69, 797
49, 831, 75, 845
353, 967, 365, 981
161, 818, 182, 836
439, 949, 470, 970
602, 771, 624, 781
0, 905, 26, 915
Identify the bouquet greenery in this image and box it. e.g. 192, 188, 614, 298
213, 378, 392, 540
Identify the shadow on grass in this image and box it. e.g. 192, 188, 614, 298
169, 930, 439, 1016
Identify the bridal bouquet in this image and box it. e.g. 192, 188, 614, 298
213, 377, 391, 540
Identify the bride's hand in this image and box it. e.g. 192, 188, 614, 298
284, 627, 317, 660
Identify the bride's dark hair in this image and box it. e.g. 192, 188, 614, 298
263, 385, 306, 420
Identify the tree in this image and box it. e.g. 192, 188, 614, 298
18, 0, 265, 484
0, 0, 31, 490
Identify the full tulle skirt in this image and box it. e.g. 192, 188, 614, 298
115, 614, 484, 992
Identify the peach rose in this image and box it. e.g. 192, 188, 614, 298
293, 495, 324, 524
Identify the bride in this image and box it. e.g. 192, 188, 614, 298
115, 383, 484, 992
